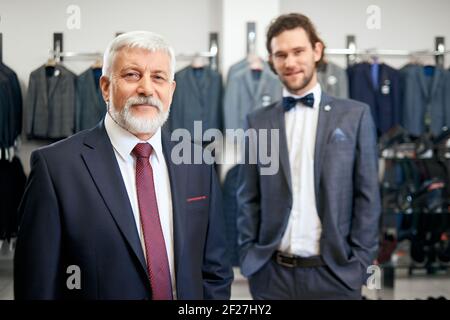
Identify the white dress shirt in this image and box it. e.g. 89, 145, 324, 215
279, 83, 323, 257
104, 112, 176, 298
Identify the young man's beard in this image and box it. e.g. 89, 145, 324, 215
109, 95, 170, 136
282, 68, 315, 94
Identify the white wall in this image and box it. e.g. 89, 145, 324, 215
221, 0, 280, 78
280, 0, 450, 68
0, 0, 217, 88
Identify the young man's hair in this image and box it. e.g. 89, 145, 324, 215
266, 13, 326, 68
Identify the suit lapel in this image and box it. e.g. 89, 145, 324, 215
161, 129, 186, 288
314, 92, 334, 218
38, 65, 49, 109
270, 102, 292, 194
186, 66, 204, 106
47, 65, 61, 100
81, 123, 148, 277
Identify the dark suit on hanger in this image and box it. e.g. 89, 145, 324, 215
167, 66, 223, 140
348, 62, 401, 136
237, 93, 381, 298
25, 64, 76, 139
14, 121, 233, 299
0, 63, 22, 148
75, 68, 106, 132
400, 64, 449, 137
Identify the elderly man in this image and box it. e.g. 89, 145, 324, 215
14, 31, 233, 300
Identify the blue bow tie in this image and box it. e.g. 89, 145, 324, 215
282, 93, 315, 111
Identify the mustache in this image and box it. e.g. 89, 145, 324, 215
124, 95, 163, 111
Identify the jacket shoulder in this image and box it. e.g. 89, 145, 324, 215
246, 101, 281, 123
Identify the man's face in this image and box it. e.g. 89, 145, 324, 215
100, 47, 176, 136
269, 27, 323, 95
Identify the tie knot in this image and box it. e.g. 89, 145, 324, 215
133, 143, 153, 159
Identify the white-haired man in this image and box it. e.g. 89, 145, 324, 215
14, 31, 233, 300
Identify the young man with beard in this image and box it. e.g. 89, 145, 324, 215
237, 13, 381, 299
14, 31, 233, 300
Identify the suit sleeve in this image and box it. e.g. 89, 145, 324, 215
236, 116, 261, 272
25, 73, 37, 138
202, 165, 233, 299
350, 105, 381, 271
14, 150, 63, 299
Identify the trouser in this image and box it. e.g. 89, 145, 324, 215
248, 259, 362, 300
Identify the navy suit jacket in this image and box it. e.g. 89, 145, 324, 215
14, 121, 233, 299
237, 93, 381, 290
348, 62, 402, 136
167, 66, 223, 140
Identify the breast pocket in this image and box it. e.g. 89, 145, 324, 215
186, 195, 209, 213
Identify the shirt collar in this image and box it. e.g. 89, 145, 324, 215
283, 83, 322, 109
104, 112, 164, 163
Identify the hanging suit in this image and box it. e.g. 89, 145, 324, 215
167, 66, 223, 140
348, 62, 402, 136
317, 61, 348, 99
400, 64, 450, 137
75, 68, 106, 132
0, 156, 26, 241
25, 64, 76, 140
223, 62, 282, 130
0, 62, 22, 150
226, 59, 248, 84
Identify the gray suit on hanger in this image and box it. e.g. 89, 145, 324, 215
75, 68, 106, 132
400, 64, 450, 136
317, 61, 348, 99
224, 63, 282, 130
25, 64, 76, 139
237, 93, 381, 298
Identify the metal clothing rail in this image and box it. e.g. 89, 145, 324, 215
176, 32, 220, 71
325, 48, 450, 56
325, 35, 447, 67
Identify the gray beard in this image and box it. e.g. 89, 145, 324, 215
109, 95, 170, 137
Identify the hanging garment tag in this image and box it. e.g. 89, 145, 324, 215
381, 80, 390, 95
262, 95, 272, 107
327, 75, 337, 86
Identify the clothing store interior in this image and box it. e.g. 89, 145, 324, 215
1, 0, 450, 300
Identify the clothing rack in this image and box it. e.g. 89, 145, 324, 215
325, 35, 448, 67
49, 32, 106, 63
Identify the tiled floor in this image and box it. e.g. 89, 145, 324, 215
2, 243, 449, 300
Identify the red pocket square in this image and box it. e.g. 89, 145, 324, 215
186, 195, 208, 202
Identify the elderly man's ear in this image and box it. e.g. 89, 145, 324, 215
100, 75, 111, 103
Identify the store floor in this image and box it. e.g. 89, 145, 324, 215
1, 253, 449, 300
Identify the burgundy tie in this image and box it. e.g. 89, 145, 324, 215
132, 143, 173, 300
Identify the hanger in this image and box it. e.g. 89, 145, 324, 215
45, 56, 57, 67
191, 53, 207, 68
91, 56, 103, 69
247, 53, 263, 71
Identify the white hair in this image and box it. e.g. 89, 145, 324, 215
102, 30, 176, 81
